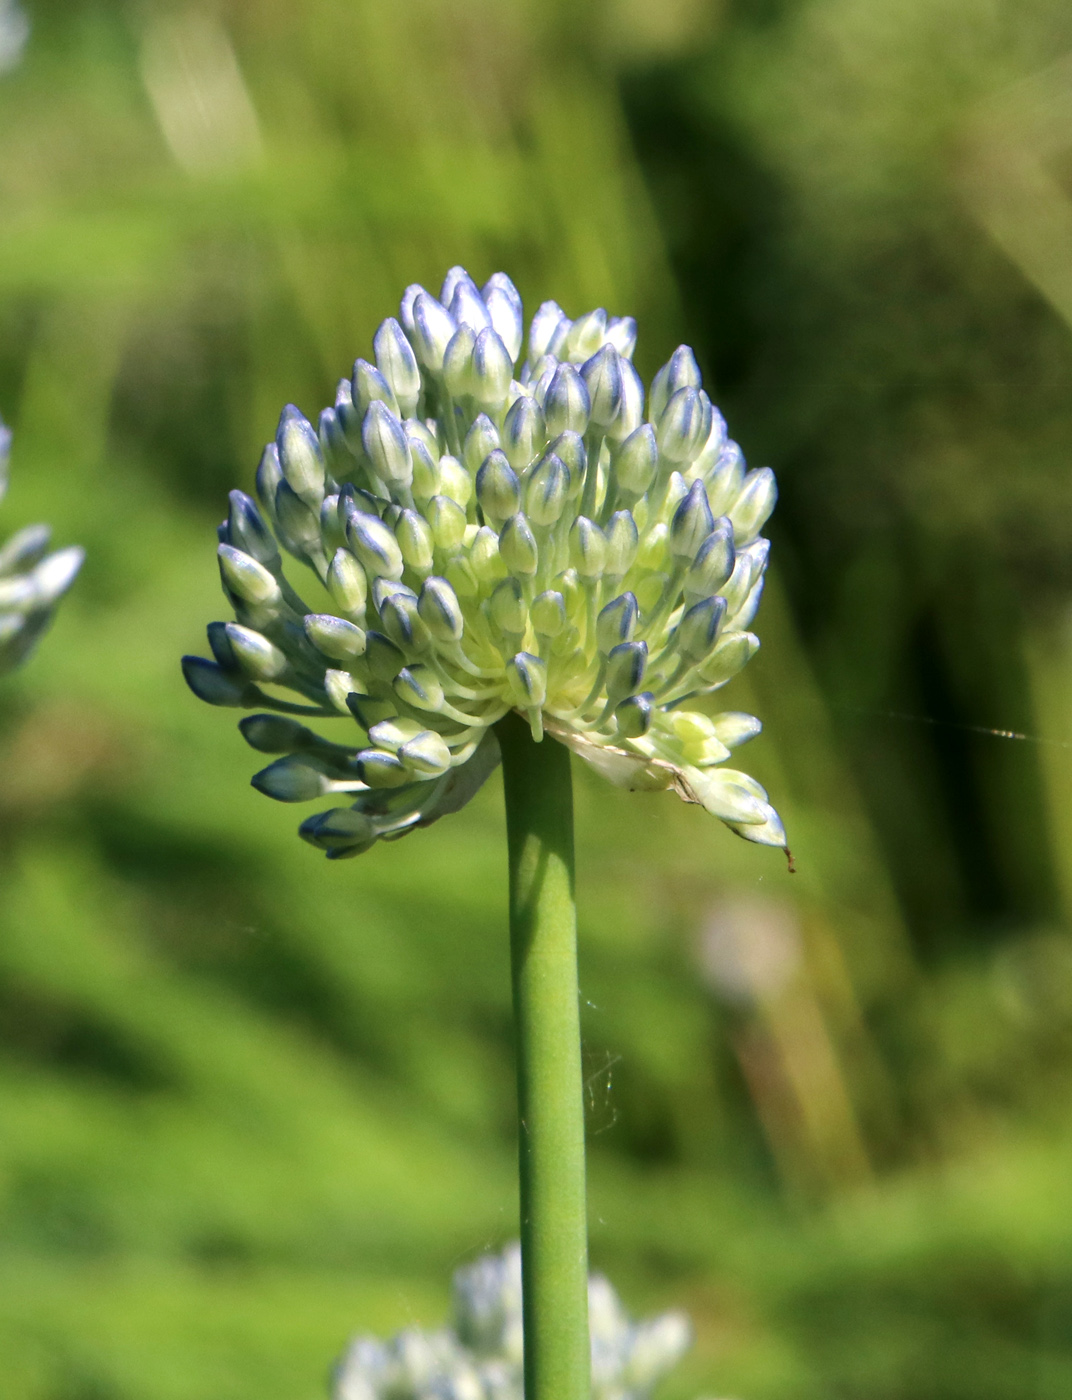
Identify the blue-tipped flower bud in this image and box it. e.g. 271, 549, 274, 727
253, 755, 335, 802
442, 324, 477, 399
657, 386, 711, 465
394, 663, 445, 711
523, 452, 570, 526
182, 655, 256, 707
471, 327, 513, 408
649, 345, 702, 423
463, 414, 501, 474
469, 525, 507, 585
547, 431, 586, 488
566, 308, 606, 362
604, 511, 639, 578
399, 730, 452, 777
418, 576, 465, 641
531, 590, 567, 638
224, 622, 289, 681
395, 509, 435, 572
411, 291, 457, 372
218, 544, 281, 607
358, 749, 410, 789
373, 317, 421, 418
568, 516, 606, 578
449, 277, 492, 333
318, 408, 351, 477
362, 401, 413, 490
351, 359, 398, 419
580, 344, 623, 429
275, 481, 322, 555
684, 521, 735, 602
276, 405, 325, 506
529, 300, 569, 361
326, 547, 368, 617
300, 807, 376, 853
227, 491, 279, 567
605, 640, 647, 702
728, 467, 778, 545
476, 450, 521, 524
543, 363, 590, 436
304, 613, 367, 663
239, 713, 314, 754
606, 358, 644, 442
606, 316, 638, 359
482, 272, 524, 361
596, 592, 639, 653
405, 419, 440, 500
255, 442, 283, 515
505, 652, 547, 707
615, 690, 654, 738
670, 480, 715, 562
501, 394, 544, 472
673, 596, 727, 663
380, 591, 433, 653
498, 512, 539, 577
365, 630, 407, 681
613, 424, 658, 499
436, 454, 472, 509
346, 509, 405, 581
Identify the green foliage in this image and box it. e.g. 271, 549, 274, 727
1, 2, 1072, 1398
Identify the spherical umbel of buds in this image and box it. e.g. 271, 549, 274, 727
0, 417, 83, 677
182, 269, 785, 858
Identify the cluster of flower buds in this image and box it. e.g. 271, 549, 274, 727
334, 1242, 692, 1400
0, 418, 83, 677
183, 268, 785, 856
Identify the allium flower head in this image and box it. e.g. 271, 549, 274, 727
183, 269, 785, 857
333, 1242, 691, 1400
0, 419, 84, 676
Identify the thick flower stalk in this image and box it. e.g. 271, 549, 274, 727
182, 268, 785, 856
333, 1243, 692, 1400
0, 419, 84, 677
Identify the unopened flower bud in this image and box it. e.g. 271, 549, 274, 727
476, 451, 521, 524
426, 494, 468, 552
673, 596, 727, 662
436, 454, 472, 509
568, 516, 606, 578
615, 691, 654, 738
606, 358, 644, 442
728, 466, 778, 545
605, 315, 638, 359
449, 277, 492, 333
253, 755, 334, 802
482, 273, 524, 361
580, 345, 623, 429
543, 363, 590, 436
463, 414, 501, 473
524, 452, 570, 525
352, 359, 399, 419
613, 424, 657, 499
566, 308, 606, 362
346, 509, 405, 580
657, 386, 711, 465
670, 480, 715, 562
501, 394, 545, 472
418, 576, 465, 641
442, 324, 477, 399
490, 577, 528, 636
182, 655, 256, 707
471, 327, 513, 408
255, 442, 283, 515
373, 318, 421, 417
411, 292, 457, 372
326, 547, 368, 617
649, 345, 702, 423
604, 511, 639, 578
362, 402, 413, 490
596, 592, 639, 652
531, 590, 566, 638
358, 749, 410, 788
505, 652, 547, 706
399, 730, 452, 776
684, 522, 735, 602
605, 640, 647, 701
227, 491, 279, 567
395, 509, 435, 572
218, 544, 281, 607
276, 405, 325, 506
301, 613, 365, 663
498, 513, 539, 577
528, 300, 568, 361
394, 663, 445, 711
469, 525, 507, 585
225, 622, 289, 681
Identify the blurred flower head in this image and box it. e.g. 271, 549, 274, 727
183, 269, 784, 856
0, 420, 84, 677
0, 0, 28, 74
334, 1241, 692, 1400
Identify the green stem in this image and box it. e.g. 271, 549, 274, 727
496, 712, 590, 1400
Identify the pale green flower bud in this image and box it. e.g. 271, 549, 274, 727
568, 516, 606, 578
253, 755, 335, 802
505, 652, 546, 706
605, 640, 647, 702
327, 547, 368, 617
490, 577, 527, 636
502, 394, 544, 471
605, 315, 638, 359
670, 480, 715, 562
469, 525, 507, 584
543, 363, 590, 437
528, 300, 568, 361
227, 491, 279, 567
366, 630, 407, 681
606, 359, 644, 443
405, 420, 440, 500
471, 327, 513, 408
499, 513, 539, 577
728, 466, 778, 545
300, 807, 376, 854
649, 345, 702, 423
411, 291, 457, 372
225, 623, 289, 682
449, 275, 492, 333
276, 405, 325, 506
683, 521, 735, 603
352, 359, 399, 419
255, 442, 283, 518
443, 324, 478, 399
566, 308, 606, 362
359, 749, 410, 788
362, 402, 413, 490
604, 511, 639, 578
464, 414, 501, 473
399, 730, 452, 776
436, 454, 472, 509
218, 544, 281, 607
395, 509, 435, 572
596, 593, 638, 652
482, 272, 524, 362
531, 590, 566, 638
418, 576, 465, 641
615, 691, 654, 738
695, 629, 759, 685
524, 452, 570, 526
673, 597, 726, 663
580, 345, 623, 429
394, 664, 445, 711
276, 480, 322, 555
476, 451, 521, 524
426, 494, 468, 552
304, 614, 367, 663
380, 592, 433, 653
613, 425, 657, 499
656, 387, 711, 465
373, 318, 421, 418
346, 509, 405, 581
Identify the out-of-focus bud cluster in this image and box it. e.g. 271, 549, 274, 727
0, 419, 83, 677
183, 269, 785, 856
333, 1243, 692, 1400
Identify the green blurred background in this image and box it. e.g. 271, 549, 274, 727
1, 1, 1072, 1396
